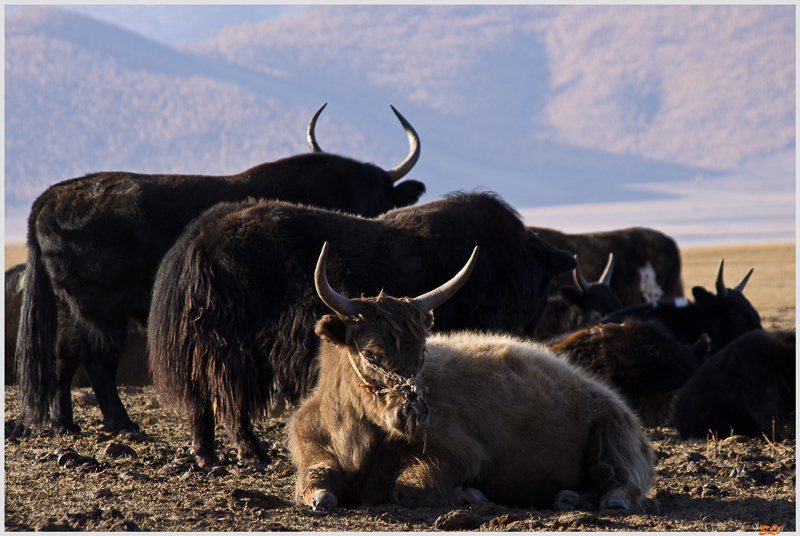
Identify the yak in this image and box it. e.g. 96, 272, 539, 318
550, 320, 709, 426
530, 226, 683, 306
532, 253, 623, 340
600, 259, 761, 355
5, 264, 25, 384
14, 104, 425, 438
288, 242, 655, 512
673, 329, 795, 441
147, 191, 577, 467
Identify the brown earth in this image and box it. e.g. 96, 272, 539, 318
4, 241, 796, 532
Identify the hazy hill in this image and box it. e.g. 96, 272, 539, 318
4, 5, 795, 243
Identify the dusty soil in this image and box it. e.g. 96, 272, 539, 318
4, 241, 796, 532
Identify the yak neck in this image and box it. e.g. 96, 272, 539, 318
315, 343, 383, 425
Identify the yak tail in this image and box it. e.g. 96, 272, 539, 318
147, 213, 275, 423
15, 216, 59, 429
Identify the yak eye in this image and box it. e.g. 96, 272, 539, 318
362, 349, 376, 362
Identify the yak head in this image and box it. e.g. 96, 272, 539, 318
560, 253, 624, 317
307, 104, 425, 211
314, 242, 479, 439
692, 259, 762, 353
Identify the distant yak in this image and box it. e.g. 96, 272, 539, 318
674, 329, 795, 441
533, 254, 623, 341
14, 104, 425, 438
601, 260, 761, 355
530, 226, 683, 306
551, 320, 709, 427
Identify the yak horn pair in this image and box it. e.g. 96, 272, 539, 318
715, 259, 754, 298
573, 253, 615, 293
307, 103, 420, 182
315, 242, 479, 317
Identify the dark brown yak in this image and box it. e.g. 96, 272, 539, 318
288, 243, 655, 511
550, 320, 709, 426
14, 104, 424, 438
530, 226, 683, 305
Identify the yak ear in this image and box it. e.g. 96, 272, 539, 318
691, 286, 716, 308
315, 315, 348, 346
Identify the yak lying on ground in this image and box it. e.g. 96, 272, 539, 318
147, 191, 576, 467
550, 320, 709, 427
673, 329, 795, 441
288, 243, 654, 512
533, 254, 623, 340
14, 105, 425, 437
601, 259, 761, 355
529, 226, 683, 306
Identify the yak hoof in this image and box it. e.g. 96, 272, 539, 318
312, 490, 337, 510
554, 490, 580, 512
462, 487, 487, 504
52, 421, 82, 435
600, 495, 629, 511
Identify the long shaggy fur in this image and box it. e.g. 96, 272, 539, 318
15, 219, 58, 428
290, 329, 655, 510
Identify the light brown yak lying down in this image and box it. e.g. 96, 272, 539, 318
288, 243, 655, 512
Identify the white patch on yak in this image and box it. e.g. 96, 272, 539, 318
673, 297, 689, 308
638, 262, 663, 302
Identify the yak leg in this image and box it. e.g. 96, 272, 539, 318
188, 397, 218, 468
79, 321, 139, 434
226, 411, 270, 466
48, 317, 83, 434
296, 461, 350, 509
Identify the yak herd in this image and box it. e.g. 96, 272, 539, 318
5, 105, 795, 513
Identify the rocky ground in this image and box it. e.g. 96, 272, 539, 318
3, 384, 796, 532
4, 241, 795, 532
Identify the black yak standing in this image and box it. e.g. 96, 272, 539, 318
14, 105, 425, 438
147, 191, 577, 466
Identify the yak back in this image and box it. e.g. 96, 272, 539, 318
147, 191, 572, 413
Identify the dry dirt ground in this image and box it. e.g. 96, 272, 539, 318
4, 241, 796, 532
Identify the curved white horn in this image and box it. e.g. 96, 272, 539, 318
572, 255, 591, 293
734, 268, 754, 293
598, 253, 615, 286
386, 105, 421, 183
412, 247, 479, 312
307, 103, 327, 153
715, 259, 728, 298
315, 242, 359, 317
